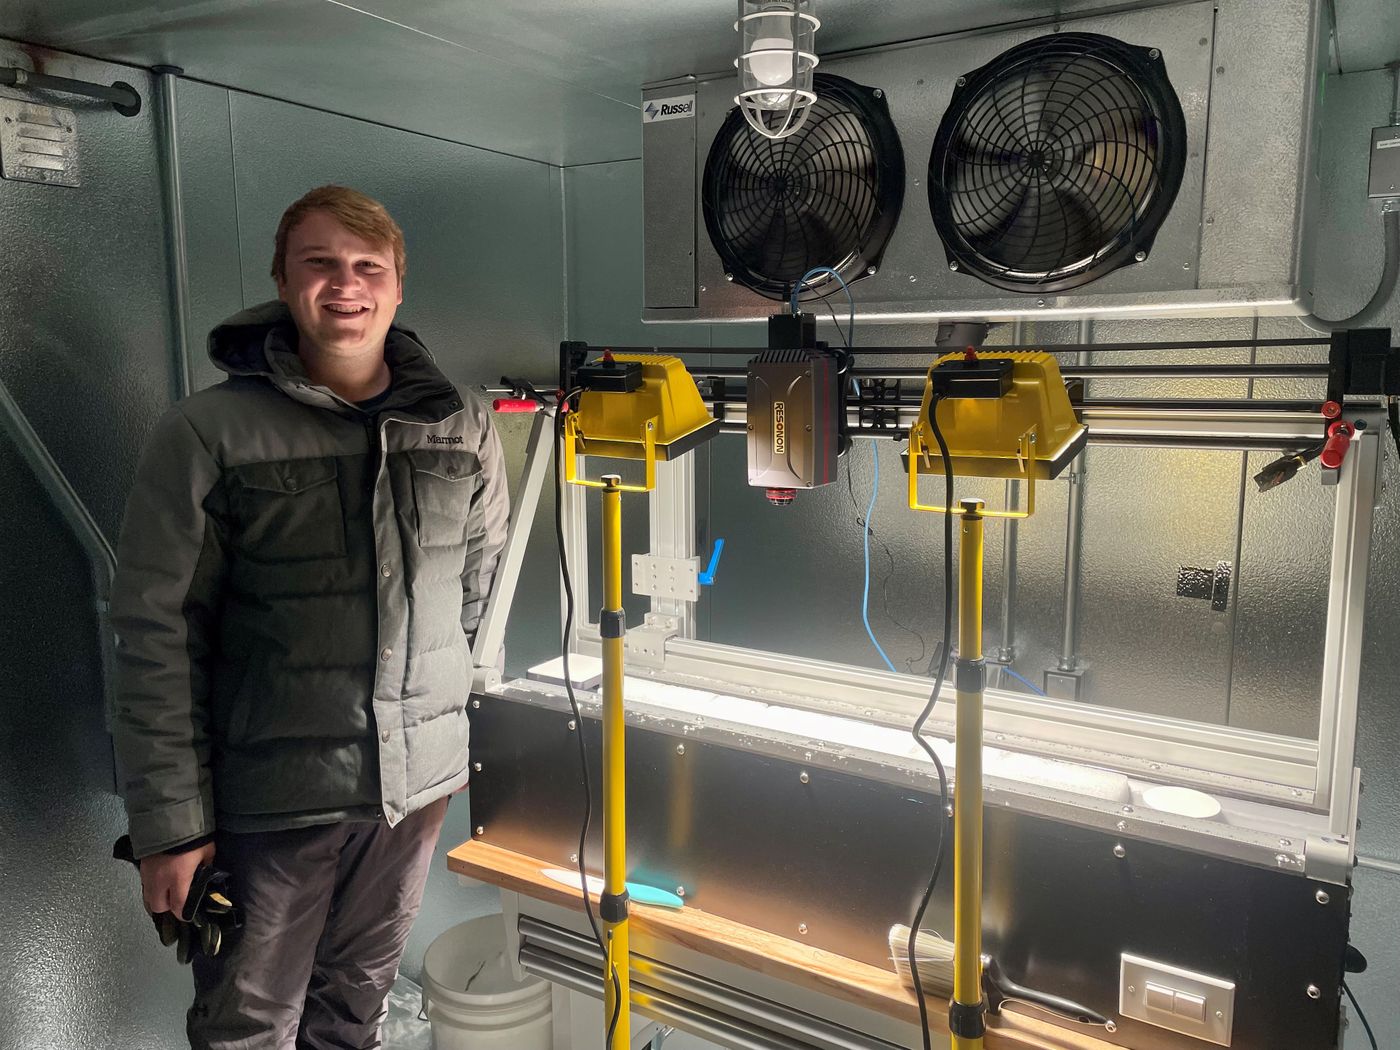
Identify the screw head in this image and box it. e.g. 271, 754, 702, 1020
956, 76, 968, 87
1316, 889, 1331, 905
570, 853, 579, 863
1128, 985, 1136, 995
866, 265, 877, 276
1134, 250, 1147, 262
473, 761, 483, 772
1148, 48, 1161, 59
1036, 298, 1046, 307
1122, 805, 1135, 814
676, 743, 686, 755
567, 719, 577, 730
676, 886, 686, 898
1215, 1010, 1224, 1021
800, 770, 810, 784
1280, 839, 1293, 848
909, 274, 918, 283
698, 285, 706, 293
724, 272, 734, 282
1307, 985, 1321, 1000
872, 88, 883, 99
1113, 844, 1127, 859
471, 699, 481, 709
475, 826, 485, 836
798, 923, 809, 934
949, 261, 959, 271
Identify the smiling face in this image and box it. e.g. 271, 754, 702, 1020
276, 208, 403, 361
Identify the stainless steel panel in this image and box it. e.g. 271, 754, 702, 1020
643, 84, 697, 310
1332, 0, 1400, 75
170, 78, 244, 394
225, 90, 564, 388
0, 37, 193, 1050
1196, 0, 1323, 293
471, 691, 1352, 1050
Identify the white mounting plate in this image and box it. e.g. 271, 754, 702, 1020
632, 554, 700, 602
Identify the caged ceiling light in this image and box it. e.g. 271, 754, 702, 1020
734, 0, 820, 140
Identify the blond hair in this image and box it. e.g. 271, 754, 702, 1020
271, 185, 406, 282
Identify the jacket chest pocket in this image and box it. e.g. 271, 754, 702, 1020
410, 452, 481, 549
228, 457, 346, 562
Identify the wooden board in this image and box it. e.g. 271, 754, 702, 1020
447, 839, 1121, 1050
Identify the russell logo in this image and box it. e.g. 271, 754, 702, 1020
642, 95, 696, 124
427, 434, 464, 446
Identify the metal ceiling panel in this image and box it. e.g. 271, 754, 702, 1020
2, 0, 1213, 166
0, 0, 639, 165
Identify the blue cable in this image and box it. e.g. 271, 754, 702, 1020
861, 439, 898, 673
792, 266, 854, 345
791, 268, 894, 673
1002, 666, 1047, 696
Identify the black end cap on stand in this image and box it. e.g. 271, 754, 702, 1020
599, 609, 626, 639
948, 1000, 987, 1039
955, 657, 986, 693
600, 890, 630, 924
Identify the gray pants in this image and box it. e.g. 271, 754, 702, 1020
187, 797, 450, 1050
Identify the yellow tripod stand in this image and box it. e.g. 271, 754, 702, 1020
951, 497, 987, 1050
907, 351, 1085, 1049
562, 353, 718, 1049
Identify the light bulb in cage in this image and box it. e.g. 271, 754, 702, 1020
734, 0, 820, 140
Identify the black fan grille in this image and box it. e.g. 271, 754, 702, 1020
704, 75, 904, 300
929, 34, 1186, 293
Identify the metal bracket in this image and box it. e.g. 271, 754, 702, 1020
632, 553, 701, 602
1176, 561, 1232, 611
625, 613, 681, 667
1043, 667, 1086, 701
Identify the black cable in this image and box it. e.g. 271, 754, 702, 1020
906, 394, 954, 1050
552, 389, 624, 1047
1343, 981, 1379, 1050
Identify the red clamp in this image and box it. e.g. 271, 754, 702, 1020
1319, 419, 1355, 470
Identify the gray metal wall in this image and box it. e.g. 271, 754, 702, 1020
0, 40, 565, 1049
561, 67, 1400, 1047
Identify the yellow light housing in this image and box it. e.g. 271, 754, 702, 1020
907, 351, 1085, 518
564, 354, 719, 492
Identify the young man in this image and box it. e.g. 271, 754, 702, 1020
111, 185, 509, 1048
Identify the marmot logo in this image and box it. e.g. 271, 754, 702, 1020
427, 435, 464, 446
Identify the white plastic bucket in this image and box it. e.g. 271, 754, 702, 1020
421, 916, 552, 1050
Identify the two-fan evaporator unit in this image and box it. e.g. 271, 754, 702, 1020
641, 1, 1327, 323
705, 33, 1184, 304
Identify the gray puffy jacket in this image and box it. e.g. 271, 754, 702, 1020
111, 301, 509, 858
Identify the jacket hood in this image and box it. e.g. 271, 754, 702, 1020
207, 300, 457, 419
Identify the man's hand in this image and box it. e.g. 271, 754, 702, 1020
139, 841, 216, 918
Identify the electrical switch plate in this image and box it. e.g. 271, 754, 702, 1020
1121, 953, 1235, 1046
